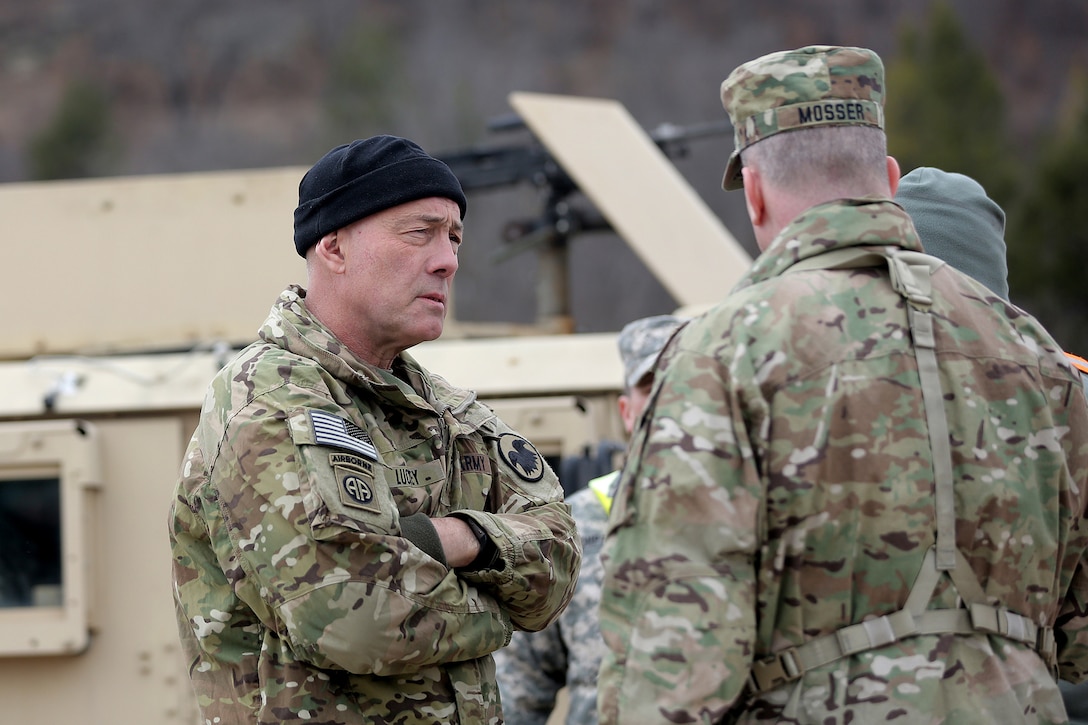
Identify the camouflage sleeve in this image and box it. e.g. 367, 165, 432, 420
454, 416, 581, 633
1057, 521, 1088, 680
493, 626, 567, 725
597, 337, 760, 724
205, 398, 515, 677
1055, 366, 1088, 680
494, 483, 607, 725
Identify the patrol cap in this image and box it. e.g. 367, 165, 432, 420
618, 314, 685, 390
719, 45, 886, 190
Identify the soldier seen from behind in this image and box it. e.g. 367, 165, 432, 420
169, 135, 581, 724
597, 45, 1088, 724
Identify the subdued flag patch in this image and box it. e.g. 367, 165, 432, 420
310, 409, 378, 460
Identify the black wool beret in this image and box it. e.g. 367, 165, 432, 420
293, 135, 467, 257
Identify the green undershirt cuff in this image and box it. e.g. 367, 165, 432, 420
399, 512, 448, 568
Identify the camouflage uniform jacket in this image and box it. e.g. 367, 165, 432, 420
597, 199, 1088, 725
494, 472, 614, 725
170, 286, 581, 725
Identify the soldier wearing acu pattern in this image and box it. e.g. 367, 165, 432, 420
597, 45, 1088, 724
169, 135, 581, 724
494, 314, 685, 725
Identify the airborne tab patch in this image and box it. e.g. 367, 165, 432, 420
329, 453, 373, 474
310, 410, 378, 460
498, 433, 545, 482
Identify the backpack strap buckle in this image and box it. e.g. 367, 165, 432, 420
748, 647, 801, 694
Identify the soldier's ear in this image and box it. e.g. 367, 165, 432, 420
886, 156, 901, 197
313, 231, 347, 273
743, 166, 765, 227
618, 394, 635, 436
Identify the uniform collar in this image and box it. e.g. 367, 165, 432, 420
735, 198, 923, 293
259, 285, 475, 414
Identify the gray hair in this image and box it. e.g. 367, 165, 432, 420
741, 125, 889, 199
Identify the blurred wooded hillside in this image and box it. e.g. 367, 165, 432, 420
2, 0, 1085, 349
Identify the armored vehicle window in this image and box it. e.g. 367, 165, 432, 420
0, 477, 62, 608
0, 420, 100, 656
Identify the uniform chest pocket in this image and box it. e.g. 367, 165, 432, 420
288, 408, 454, 538
381, 456, 448, 515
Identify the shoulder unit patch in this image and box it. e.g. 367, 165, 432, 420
498, 433, 545, 483
335, 463, 380, 514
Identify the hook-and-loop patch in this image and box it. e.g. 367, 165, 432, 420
498, 433, 544, 482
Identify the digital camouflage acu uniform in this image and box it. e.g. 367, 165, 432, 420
494, 481, 610, 725
598, 45, 1088, 725
494, 315, 685, 725
170, 286, 581, 724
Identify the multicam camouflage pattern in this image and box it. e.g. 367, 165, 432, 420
597, 200, 1088, 724
720, 45, 885, 190
170, 285, 581, 724
494, 475, 612, 725
617, 315, 686, 391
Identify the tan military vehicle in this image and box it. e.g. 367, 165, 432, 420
0, 93, 750, 724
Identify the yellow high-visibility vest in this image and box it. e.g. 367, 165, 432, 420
587, 470, 618, 515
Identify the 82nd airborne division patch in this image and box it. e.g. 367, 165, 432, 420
330, 453, 380, 514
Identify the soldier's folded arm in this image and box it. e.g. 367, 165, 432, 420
445, 501, 582, 633
209, 407, 578, 676
445, 418, 581, 633
207, 417, 496, 675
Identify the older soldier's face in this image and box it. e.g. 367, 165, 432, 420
338, 196, 462, 360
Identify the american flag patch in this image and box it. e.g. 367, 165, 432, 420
309, 410, 378, 460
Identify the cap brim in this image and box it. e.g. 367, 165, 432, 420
626, 356, 658, 390
722, 150, 743, 191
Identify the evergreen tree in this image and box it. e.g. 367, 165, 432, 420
885, 1, 1015, 206
1007, 72, 1088, 353
322, 22, 403, 150
28, 80, 114, 181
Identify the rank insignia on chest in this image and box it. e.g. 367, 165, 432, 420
335, 464, 380, 513
310, 409, 378, 460
498, 433, 545, 482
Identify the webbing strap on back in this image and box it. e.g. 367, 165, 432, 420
747, 248, 1057, 696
